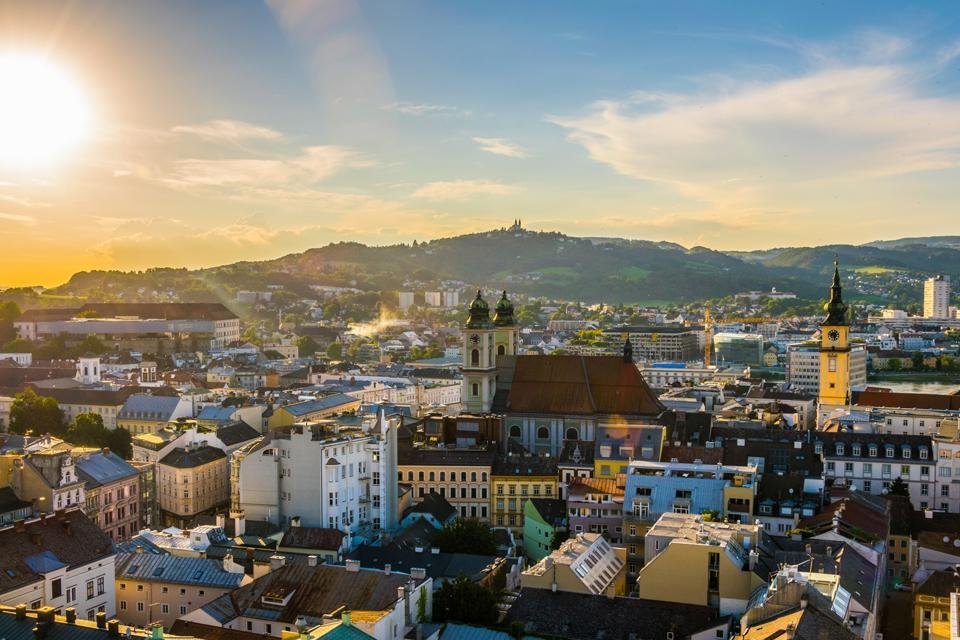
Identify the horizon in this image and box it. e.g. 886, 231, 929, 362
2, 1, 960, 286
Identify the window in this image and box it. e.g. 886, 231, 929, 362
886, 446, 895, 458
901, 465, 910, 476
120, 601, 127, 611
86, 580, 94, 599
852, 444, 861, 456
471, 349, 480, 366
869, 444, 877, 457
921, 448, 929, 460
137, 602, 144, 612
471, 383, 479, 397
52, 578, 62, 599
921, 484, 929, 496
179, 606, 187, 615
161, 604, 169, 614
863, 463, 872, 476
247, 622, 253, 632
536, 426, 549, 440
509, 425, 521, 438
942, 485, 950, 497
836, 443, 845, 456
566, 427, 579, 440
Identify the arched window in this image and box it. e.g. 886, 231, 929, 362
471, 349, 480, 366
509, 425, 521, 438
497, 345, 506, 356
566, 428, 579, 441
536, 426, 550, 440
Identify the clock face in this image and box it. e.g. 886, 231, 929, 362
470, 334, 481, 345
828, 329, 840, 342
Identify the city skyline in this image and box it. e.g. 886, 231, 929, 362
3, 1, 960, 285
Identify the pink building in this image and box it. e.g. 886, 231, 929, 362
75, 449, 141, 541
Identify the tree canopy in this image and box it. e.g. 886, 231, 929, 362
432, 574, 501, 626
432, 518, 497, 556
10, 387, 65, 436
67, 413, 133, 459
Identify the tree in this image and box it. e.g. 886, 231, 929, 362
0, 300, 20, 345
432, 574, 501, 626
326, 341, 343, 359
2, 337, 33, 353
296, 335, 319, 357
10, 387, 65, 436
888, 477, 910, 498
432, 518, 498, 556
887, 358, 902, 372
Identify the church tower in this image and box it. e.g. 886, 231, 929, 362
492, 291, 518, 361
818, 261, 851, 408
463, 290, 497, 413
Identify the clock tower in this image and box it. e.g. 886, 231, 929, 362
463, 290, 497, 413
818, 261, 851, 409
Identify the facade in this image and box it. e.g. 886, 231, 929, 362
924, 275, 951, 319
157, 445, 229, 527
566, 476, 624, 542
234, 415, 399, 537
638, 513, 764, 616
713, 333, 764, 366
0, 508, 116, 619
603, 325, 701, 362
462, 290, 518, 413
29, 386, 138, 431
398, 446, 495, 521
75, 450, 141, 541
490, 454, 558, 532
819, 263, 853, 409
521, 532, 627, 596
114, 552, 246, 629
267, 394, 362, 429
786, 343, 866, 396
0, 446, 85, 512
13, 303, 241, 349
914, 570, 960, 640
522, 498, 567, 563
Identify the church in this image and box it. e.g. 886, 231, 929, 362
816, 261, 857, 422
461, 290, 665, 457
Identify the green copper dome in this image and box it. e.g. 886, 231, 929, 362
466, 289, 494, 329
822, 260, 849, 325
493, 290, 515, 326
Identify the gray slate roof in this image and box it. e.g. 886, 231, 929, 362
119, 394, 183, 421
74, 451, 139, 488
115, 552, 244, 588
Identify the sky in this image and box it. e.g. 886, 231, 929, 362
2, 1, 960, 286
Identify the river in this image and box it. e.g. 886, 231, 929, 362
867, 380, 960, 394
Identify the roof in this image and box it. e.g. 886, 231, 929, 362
501, 355, 664, 416
567, 476, 623, 497
0, 509, 114, 594
346, 545, 500, 583
736, 606, 856, 640
402, 491, 456, 523
279, 527, 347, 551
527, 498, 568, 527
797, 493, 889, 543
0, 607, 184, 640
119, 393, 184, 421
853, 389, 960, 411
917, 569, 960, 598
439, 624, 515, 640
115, 552, 245, 588
399, 445, 497, 468
18, 302, 237, 322
197, 406, 238, 422
74, 451, 139, 489
195, 562, 420, 625
169, 620, 267, 640
216, 421, 261, 446
159, 445, 226, 469
504, 589, 724, 640
30, 385, 139, 407
280, 394, 359, 417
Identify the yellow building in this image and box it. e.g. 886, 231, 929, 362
521, 532, 627, 596
157, 445, 229, 527
267, 394, 361, 429
819, 261, 851, 409
491, 454, 559, 532
914, 570, 960, 640
637, 513, 765, 616
397, 446, 496, 521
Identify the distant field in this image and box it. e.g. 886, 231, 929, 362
853, 266, 901, 274
535, 266, 579, 280
618, 266, 651, 281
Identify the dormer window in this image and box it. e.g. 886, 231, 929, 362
814, 442, 823, 455
869, 445, 877, 457
902, 446, 911, 459
836, 443, 845, 456
920, 447, 929, 460
886, 446, 895, 458
852, 444, 861, 456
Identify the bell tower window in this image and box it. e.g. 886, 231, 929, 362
471, 349, 480, 366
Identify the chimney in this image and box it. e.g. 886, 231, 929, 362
290, 516, 301, 527
233, 512, 246, 536
16, 604, 27, 620
410, 567, 427, 580
215, 513, 226, 529
96, 612, 107, 629
345, 559, 361, 573
341, 610, 351, 627
269, 555, 286, 571
384, 564, 391, 576
107, 619, 120, 638
800, 593, 809, 609
431, 547, 440, 555
29, 532, 41, 546
307, 555, 318, 567
136, 545, 144, 554
65, 608, 77, 623
102, 447, 110, 456
785, 622, 796, 640
253, 560, 271, 580
150, 622, 164, 640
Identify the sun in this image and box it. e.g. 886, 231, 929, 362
0, 53, 92, 169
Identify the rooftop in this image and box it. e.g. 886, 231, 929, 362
115, 552, 245, 588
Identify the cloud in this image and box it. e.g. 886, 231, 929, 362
549, 47, 960, 214
472, 137, 529, 158
384, 102, 471, 118
938, 39, 960, 66
161, 146, 374, 193
0, 212, 37, 225
171, 119, 283, 142
411, 179, 519, 200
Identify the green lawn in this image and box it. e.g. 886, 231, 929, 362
852, 266, 901, 274
618, 266, 651, 281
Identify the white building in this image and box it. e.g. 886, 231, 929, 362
442, 290, 460, 308
234, 414, 399, 540
786, 344, 866, 395
0, 508, 116, 620
924, 275, 951, 319
398, 292, 414, 312
0, 352, 32, 366
424, 291, 442, 307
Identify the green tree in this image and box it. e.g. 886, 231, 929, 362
326, 341, 343, 359
887, 358, 902, 372
71, 334, 108, 357
432, 518, 497, 555
295, 335, 319, 357
10, 387, 65, 436
432, 574, 501, 625
888, 477, 910, 497
0, 300, 20, 345
2, 337, 33, 353
911, 352, 925, 371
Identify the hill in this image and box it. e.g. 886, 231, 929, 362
5, 229, 960, 308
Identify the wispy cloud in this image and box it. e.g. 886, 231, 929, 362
938, 39, 960, 66
411, 179, 518, 200
549, 39, 960, 216
0, 212, 37, 225
171, 119, 283, 142
472, 137, 529, 158
384, 102, 471, 118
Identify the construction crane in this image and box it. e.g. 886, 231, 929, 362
703, 309, 779, 367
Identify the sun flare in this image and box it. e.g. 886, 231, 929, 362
0, 53, 92, 169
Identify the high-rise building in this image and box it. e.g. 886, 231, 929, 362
424, 291, 442, 307
924, 275, 951, 319
398, 291, 415, 311
713, 333, 763, 365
